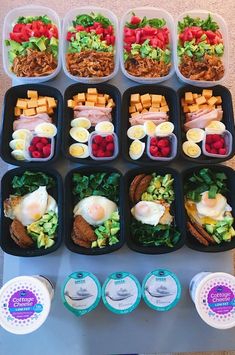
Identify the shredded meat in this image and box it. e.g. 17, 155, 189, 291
125, 55, 171, 77
179, 54, 224, 81
66, 51, 114, 77
12, 49, 57, 77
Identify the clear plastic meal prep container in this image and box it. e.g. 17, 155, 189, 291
2, 5, 62, 83
174, 10, 229, 87
119, 7, 175, 84
62, 7, 119, 83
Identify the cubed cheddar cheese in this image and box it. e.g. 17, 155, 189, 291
23, 108, 36, 116
14, 107, 22, 116
196, 96, 207, 106
37, 98, 47, 106
130, 94, 140, 104
188, 104, 199, 113
152, 103, 160, 108
192, 93, 198, 99
16, 99, 28, 110
47, 107, 54, 115
141, 108, 149, 114
86, 94, 98, 103
129, 105, 136, 114
27, 99, 38, 108
215, 96, 222, 104
135, 103, 143, 112
87, 88, 98, 94
149, 107, 159, 112
151, 94, 162, 104
131, 112, 140, 118
77, 93, 86, 102
207, 96, 218, 106
183, 106, 190, 113
185, 92, 194, 104
142, 101, 151, 109
85, 101, 95, 107
96, 103, 106, 107
104, 94, 110, 102
97, 96, 106, 105
36, 106, 47, 114
27, 90, 38, 99
159, 105, 169, 112
202, 89, 213, 98
140, 94, 151, 104
67, 99, 75, 108
47, 97, 57, 108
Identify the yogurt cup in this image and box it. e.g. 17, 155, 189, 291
0, 275, 54, 334
189, 272, 235, 329
62, 271, 101, 317
142, 269, 181, 311
102, 272, 141, 314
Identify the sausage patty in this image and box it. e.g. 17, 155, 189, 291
129, 174, 146, 204
134, 175, 152, 203
10, 219, 34, 248
72, 215, 96, 247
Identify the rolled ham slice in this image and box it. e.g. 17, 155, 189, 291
13, 113, 52, 131
184, 109, 223, 131
73, 106, 112, 126
129, 112, 168, 126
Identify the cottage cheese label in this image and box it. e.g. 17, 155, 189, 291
0, 276, 54, 334
142, 269, 181, 311
102, 272, 141, 314
190, 272, 235, 329
62, 272, 101, 317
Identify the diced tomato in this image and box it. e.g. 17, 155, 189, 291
10, 32, 23, 42
130, 16, 141, 25
124, 43, 131, 51
124, 27, 135, 36
67, 32, 75, 41
12, 23, 24, 33
105, 34, 111, 45
95, 27, 104, 35
107, 25, 113, 35
110, 35, 115, 45
142, 26, 156, 35
205, 30, 216, 39
124, 35, 136, 44
150, 38, 162, 48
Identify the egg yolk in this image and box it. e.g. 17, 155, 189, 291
88, 204, 105, 221
201, 192, 217, 208
136, 202, 150, 216
26, 203, 42, 220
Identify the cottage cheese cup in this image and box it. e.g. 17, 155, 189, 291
142, 269, 181, 311
62, 272, 101, 317
102, 272, 141, 314
189, 272, 235, 329
0, 275, 54, 335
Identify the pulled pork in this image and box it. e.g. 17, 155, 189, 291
179, 54, 225, 81
12, 49, 57, 77
66, 50, 114, 77
125, 55, 171, 77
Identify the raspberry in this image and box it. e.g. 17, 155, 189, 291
219, 148, 226, 155
32, 151, 42, 158
92, 143, 98, 151
206, 135, 213, 144
106, 135, 113, 142
150, 146, 158, 156
28, 145, 35, 152
42, 145, 51, 157
94, 135, 103, 144
158, 138, 169, 148
205, 144, 211, 152
213, 140, 223, 149
31, 137, 41, 145
36, 142, 44, 151
104, 151, 112, 157
106, 143, 114, 152
150, 137, 158, 146
97, 150, 105, 158
211, 134, 221, 142
101, 140, 107, 149
210, 148, 217, 154
161, 146, 171, 157
40, 137, 49, 145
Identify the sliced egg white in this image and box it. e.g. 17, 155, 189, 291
155, 122, 174, 137
70, 127, 90, 143
127, 125, 146, 140
71, 117, 91, 129
11, 149, 28, 161
186, 128, 205, 143
95, 121, 114, 134
205, 121, 226, 134
35, 123, 57, 138
144, 120, 156, 137
69, 143, 89, 158
12, 129, 32, 141
182, 141, 201, 158
9, 139, 26, 151
129, 140, 145, 160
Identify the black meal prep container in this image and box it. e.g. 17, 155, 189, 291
0, 167, 63, 257
0, 84, 63, 166
63, 83, 121, 164
182, 164, 235, 252
64, 166, 125, 255
121, 85, 181, 165
123, 166, 186, 254
178, 85, 235, 164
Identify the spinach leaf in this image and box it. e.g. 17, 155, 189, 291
12, 171, 55, 195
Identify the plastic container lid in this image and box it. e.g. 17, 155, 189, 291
62, 272, 101, 317
102, 271, 141, 314
142, 269, 181, 311
2, 6, 62, 83
193, 272, 235, 329
0, 276, 53, 334
62, 7, 119, 83
119, 7, 175, 84
174, 10, 229, 87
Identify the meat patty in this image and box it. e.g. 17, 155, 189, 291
129, 174, 146, 203
10, 219, 34, 248
72, 215, 96, 246
71, 232, 91, 248
134, 175, 152, 203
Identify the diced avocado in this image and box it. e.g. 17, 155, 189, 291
205, 224, 214, 234
230, 227, 235, 237
110, 227, 120, 236
9, 40, 22, 51
50, 37, 58, 46
147, 185, 155, 194
43, 222, 53, 232
111, 211, 119, 222
8, 51, 17, 63
27, 223, 41, 234
216, 226, 228, 235
97, 238, 106, 248
222, 232, 232, 242
32, 37, 46, 51
212, 235, 221, 244
45, 238, 55, 249
215, 44, 224, 55
37, 234, 46, 248
95, 229, 104, 240
109, 236, 119, 246
91, 241, 98, 248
